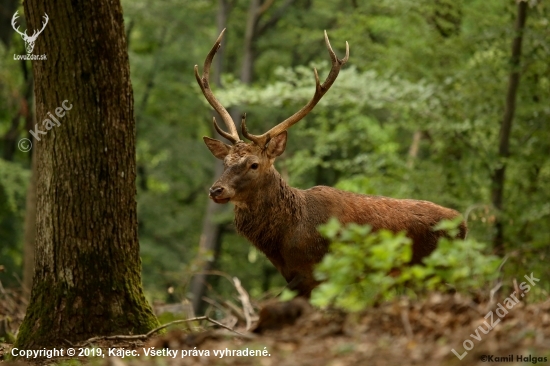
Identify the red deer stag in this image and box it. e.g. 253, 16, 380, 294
195, 29, 466, 297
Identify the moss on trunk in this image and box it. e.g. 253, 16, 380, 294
15, 0, 158, 348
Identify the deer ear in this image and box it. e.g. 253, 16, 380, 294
266, 131, 287, 158
203, 137, 231, 160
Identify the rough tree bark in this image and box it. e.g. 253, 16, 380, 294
15, 0, 158, 348
491, 0, 528, 255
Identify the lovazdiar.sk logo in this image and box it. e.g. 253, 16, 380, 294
11, 10, 48, 61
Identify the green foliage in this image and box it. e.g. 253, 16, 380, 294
0, 29, 31, 288
0, 159, 28, 213
279, 289, 298, 302
213, 0, 550, 297
0, 0, 548, 302
311, 218, 501, 312
0, 159, 29, 287
312, 218, 412, 311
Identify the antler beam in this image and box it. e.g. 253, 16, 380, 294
11, 11, 26, 37
242, 30, 349, 148
195, 29, 241, 144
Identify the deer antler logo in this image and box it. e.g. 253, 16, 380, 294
11, 11, 49, 54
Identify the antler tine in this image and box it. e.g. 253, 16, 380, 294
39, 14, 49, 32
243, 31, 349, 148
11, 11, 26, 37
194, 29, 241, 144
212, 117, 237, 142
241, 113, 262, 145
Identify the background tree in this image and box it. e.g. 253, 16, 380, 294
0, 0, 33, 290
14, 0, 158, 347
1, 0, 548, 312
188, 0, 232, 315
491, 0, 528, 254
189, 0, 296, 314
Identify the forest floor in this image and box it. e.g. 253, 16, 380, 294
1, 289, 549, 366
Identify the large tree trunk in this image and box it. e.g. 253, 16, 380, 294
15, 0, 158, 348
491, 0, 528, 255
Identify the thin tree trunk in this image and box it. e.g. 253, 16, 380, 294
191, 0, 265, 313
190, 0, 231, 314
241, 0, 261, 84
21, 71, 36, 296
22, 138, 37, 296
2, 116, 20, 161
3, 62, 33, 161
191, 0, 295, 313
407, 130, 423, 168
0, 0, 19, 48
15, 0, 158, 348
136, 27, 168, 192
491, 0, 528, 255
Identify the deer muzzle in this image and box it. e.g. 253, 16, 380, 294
209, 186, 230, 204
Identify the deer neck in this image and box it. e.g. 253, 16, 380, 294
235, 167, 302, 213
233, 167, 303, 251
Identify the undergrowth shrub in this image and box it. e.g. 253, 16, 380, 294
310, 217, 501, 311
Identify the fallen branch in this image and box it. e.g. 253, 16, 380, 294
202, 296, 230, 316
233, 277, 255, 331
400, 308, 413, 339
222, 299, 247, 323
78, 316, 246, 347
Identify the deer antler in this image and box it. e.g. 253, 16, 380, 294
11, 11, 27, 37
242, 30, 349, 148
195, 29, 241, 144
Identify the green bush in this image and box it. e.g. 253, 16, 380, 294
310, 218, 501, 311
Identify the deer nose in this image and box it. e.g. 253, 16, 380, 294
209, 186, 224, 197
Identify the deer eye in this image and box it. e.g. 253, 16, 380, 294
250, 163, 259, 170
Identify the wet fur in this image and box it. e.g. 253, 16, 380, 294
206, 138, 467, 298
234, 166, 466, 297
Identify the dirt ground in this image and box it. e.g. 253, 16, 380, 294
1, 289, 549, 366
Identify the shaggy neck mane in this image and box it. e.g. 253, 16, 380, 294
234, 167, 303, 256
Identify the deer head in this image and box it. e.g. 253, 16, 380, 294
11, 11, 49, 54
195, 29, 348, 205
